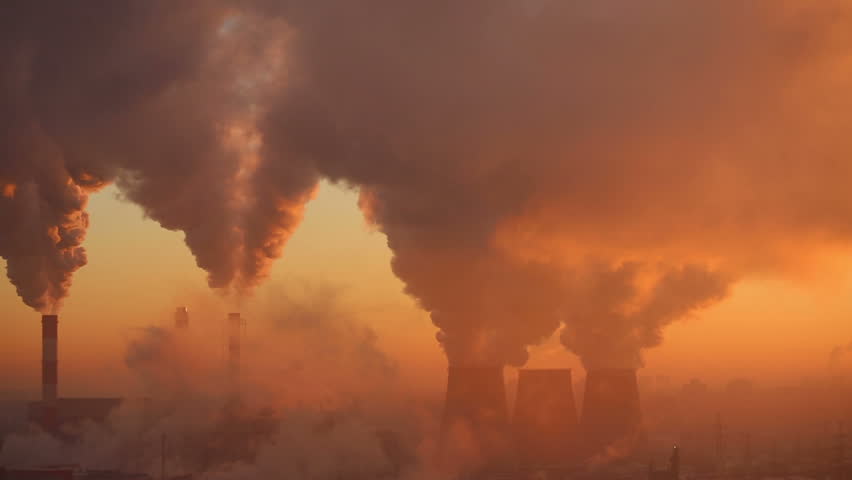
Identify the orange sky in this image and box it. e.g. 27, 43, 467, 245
3, 181, 852, 399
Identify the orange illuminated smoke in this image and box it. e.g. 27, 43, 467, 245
1, 182, 16, 199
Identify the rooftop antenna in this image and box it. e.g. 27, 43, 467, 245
670, 445, 680, 480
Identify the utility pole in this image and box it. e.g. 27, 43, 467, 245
715, 413, 725, 473
835, 422, 846, 480
161, 433, 166, 480
744, 433, 752, 479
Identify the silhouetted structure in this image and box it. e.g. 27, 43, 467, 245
581, 369, 643, 458
833, 422, 849, 480
41, 314, 58, 431
27, 314, 123, 434
439, 366, 510, 464
228, 313, 242, 380
174, 307, 189, 329
227, 312, 244, 401
715, 412, 725, 472
649, 446, 680, 480
513, 368, 578, 466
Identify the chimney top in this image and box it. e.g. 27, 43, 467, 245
175, 307, 189, 329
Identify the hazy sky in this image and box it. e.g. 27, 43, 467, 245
4, 1, 852, 401
4, 181, 852, 398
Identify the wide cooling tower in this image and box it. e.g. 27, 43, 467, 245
440, 366, 511, 463
513, 369, 579, 466
580, 369, 643, 458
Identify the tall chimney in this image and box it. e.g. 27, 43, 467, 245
580, 368, 643, 458
228, 313, 242, 385
440, 366, 511, 465
174, 307, 189, 329
41, 314, 58, 431
513, 368, 579, 466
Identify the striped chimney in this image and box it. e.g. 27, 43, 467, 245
42, 315, 58, 402
41, 314, 58, 430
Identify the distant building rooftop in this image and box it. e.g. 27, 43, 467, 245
27, 398, 123, 430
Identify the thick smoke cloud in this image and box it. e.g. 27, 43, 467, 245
560, 262, 730, 369
251, 0, 852, 366
4, 1, 852, 367
0, 1, 318, 311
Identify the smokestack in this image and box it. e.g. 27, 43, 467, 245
513, 368, 579, 466
174, 307, 189, 329
228, 313, 241, 385
41, 314, 58, 431
440, 366, 510, 463
580, 369, 643, 458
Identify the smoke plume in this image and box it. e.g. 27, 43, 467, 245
0, 1, 318, 311
0, 290, 435, 477
5, 0, 852, 367
252, 0, 852, 366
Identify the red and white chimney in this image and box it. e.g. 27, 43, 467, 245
42, 315, 58, 402
41, 314, 58, 430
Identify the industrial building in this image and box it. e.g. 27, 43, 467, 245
26, 315, 123, 434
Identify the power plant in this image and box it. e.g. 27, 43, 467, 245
580, 368, 644, 458
228, 312, 242, 381
26, 314, 122, 435
513, 368, 579, 466
440, 366, 511, 464
12, 312, 852, 480
439, 365, 646, 471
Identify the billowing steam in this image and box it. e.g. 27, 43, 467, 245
254, 0, 852, 367
4, 1, 852, 367
0, 2, 317, 311
560, 263, 730, 369
0, 288, 434, 478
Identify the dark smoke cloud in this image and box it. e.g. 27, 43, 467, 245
0, 1, 318, 311
5, 0, 852, 368
250, 0, 852, 366
560, 262, 731, 369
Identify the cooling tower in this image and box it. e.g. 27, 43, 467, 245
513, 368, 579, 465
41, 314, 58, 431
440, 366, 511, 463
175, 307, 189, 329
580, 369, 643, 457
